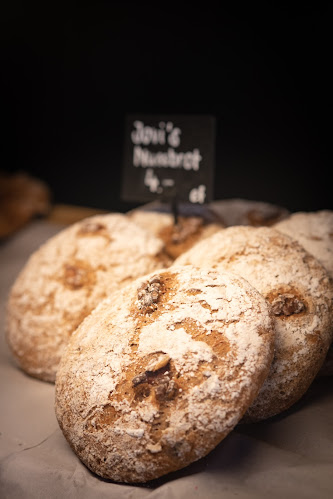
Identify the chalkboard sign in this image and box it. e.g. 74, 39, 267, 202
121, 115, 215, 204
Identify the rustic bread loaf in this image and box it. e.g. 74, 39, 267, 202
128, 210, 223, 259
273, 210, 333, 279
209, 198, 290, 227
174, 226, 333, 421
55, 265, 275, 483
273, 210, 333, 376
6, 213, 171, 382
0, 170, 51, 238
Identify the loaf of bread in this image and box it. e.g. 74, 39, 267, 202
6, 213, 171, 382
209, 198, 290, 227
174, 226, 333, 421
55, 265, 275, 483
273, 210, 333, 376
127, 201, 224, 259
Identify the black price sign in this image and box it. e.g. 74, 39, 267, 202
121, 115, 215, 204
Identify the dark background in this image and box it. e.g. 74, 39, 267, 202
1, 2, 331, 213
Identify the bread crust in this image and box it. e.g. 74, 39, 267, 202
209, 198, 290, 227
273, 210, 333, 279
128, 210, 223, 259
174, 226, 333, 421
6, 213, 171, 382
274, 210, 333, 377
55, 266, 274, 483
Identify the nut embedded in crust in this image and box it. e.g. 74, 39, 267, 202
271, 293, 305, 316
78, 221, 106, 234
63, 264, 88, 289
132, 354, 179, 403
137, 275, 162, 313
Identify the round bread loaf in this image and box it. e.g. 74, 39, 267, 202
6, 213, 171, 382
128, 200, 223, 222
127, 210, 223, 259
273, 210, 333, 279
55, 265, 275, 483
174, 226, 333, 421
209, 198, 290, 227
273, 210, 333, 376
